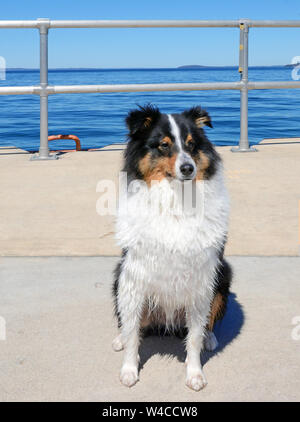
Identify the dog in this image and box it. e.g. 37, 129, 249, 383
112, 105, 232, 391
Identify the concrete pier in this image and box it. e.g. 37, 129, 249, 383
0, 139, 299, 257
0, 139, 299, 401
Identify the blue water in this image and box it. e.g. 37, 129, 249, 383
0, 67, 299, 151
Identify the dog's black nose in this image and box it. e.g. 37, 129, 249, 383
180, 163, 194, 177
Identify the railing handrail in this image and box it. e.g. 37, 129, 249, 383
1, 19, 300, 28
0, 18, 299, 159
2, 80, 300, 97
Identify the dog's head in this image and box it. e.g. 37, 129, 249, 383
124, 104, 220, 184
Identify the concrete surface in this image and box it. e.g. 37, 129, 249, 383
0, 139, 299, 257
0, 256, 299, 402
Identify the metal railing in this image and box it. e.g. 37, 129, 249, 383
1, 18, 300, 159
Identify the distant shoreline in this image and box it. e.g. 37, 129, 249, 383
5, 65, 292, 72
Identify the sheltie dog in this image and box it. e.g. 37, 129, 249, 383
112, 105, 232, 391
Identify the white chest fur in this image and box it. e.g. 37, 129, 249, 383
116, 165, 229, 310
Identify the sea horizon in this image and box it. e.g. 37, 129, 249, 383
5, 64, 292, 72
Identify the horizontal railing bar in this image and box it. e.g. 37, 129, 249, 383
250, 20, 300, 27
2, 81, 300, 96
51, 82, 242, 93
0, 20, 39, 28
248, 81, 300, 89
1, 19, 300, 29
0, 86, 38, 95
49, 20, 240, 28
0, 20, 240, 29
0, 83, 242, 95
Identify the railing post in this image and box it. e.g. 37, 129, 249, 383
232, 19, 256, 152
31, 18, 57, 160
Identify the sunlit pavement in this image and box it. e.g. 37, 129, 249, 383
1, 139, 299, 257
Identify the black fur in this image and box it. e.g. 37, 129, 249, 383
212, 256, 232, 324
112, 248, 127, 329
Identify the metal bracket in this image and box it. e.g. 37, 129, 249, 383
239, 18, 250, 29
231, 146, 257, 153
30, 152, 58, 161
37, 18, 50, 34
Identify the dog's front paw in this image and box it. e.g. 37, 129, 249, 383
120, 365, 139, 387
186, 369, 207, 391
204, 331, 218, 352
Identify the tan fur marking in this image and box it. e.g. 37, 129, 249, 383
208, 293, 224, 331
139, 153, 177, 185
196, 151, 210, 180
138, 153, 152, 178
185, 133, 193, 145
195, 116, 209, 128
144, 117, 152, 128
161, 136, 172, 146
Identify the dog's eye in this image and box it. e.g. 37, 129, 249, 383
159, 142, 169, 150
187, 141, 195, 150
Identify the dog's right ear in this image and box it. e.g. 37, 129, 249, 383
182, 106, 213, 128
126, 105, 161, 137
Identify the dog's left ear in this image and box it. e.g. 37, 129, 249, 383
126, 104, 161, 136
182, 106, 213, 128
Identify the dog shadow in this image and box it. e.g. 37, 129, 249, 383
138, 293, 244, 370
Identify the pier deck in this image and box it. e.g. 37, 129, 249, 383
0, 139, 299, 401
0, 139, 299, 257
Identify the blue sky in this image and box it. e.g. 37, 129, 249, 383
1, 0, 300, 68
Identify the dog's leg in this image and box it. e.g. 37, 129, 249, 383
185, 308, 208, 391
204, 258, 232, 352
204, 330, 218, 351
204, 295, 222, 352
119, 311, 142, 387
117, 272, 144, 388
